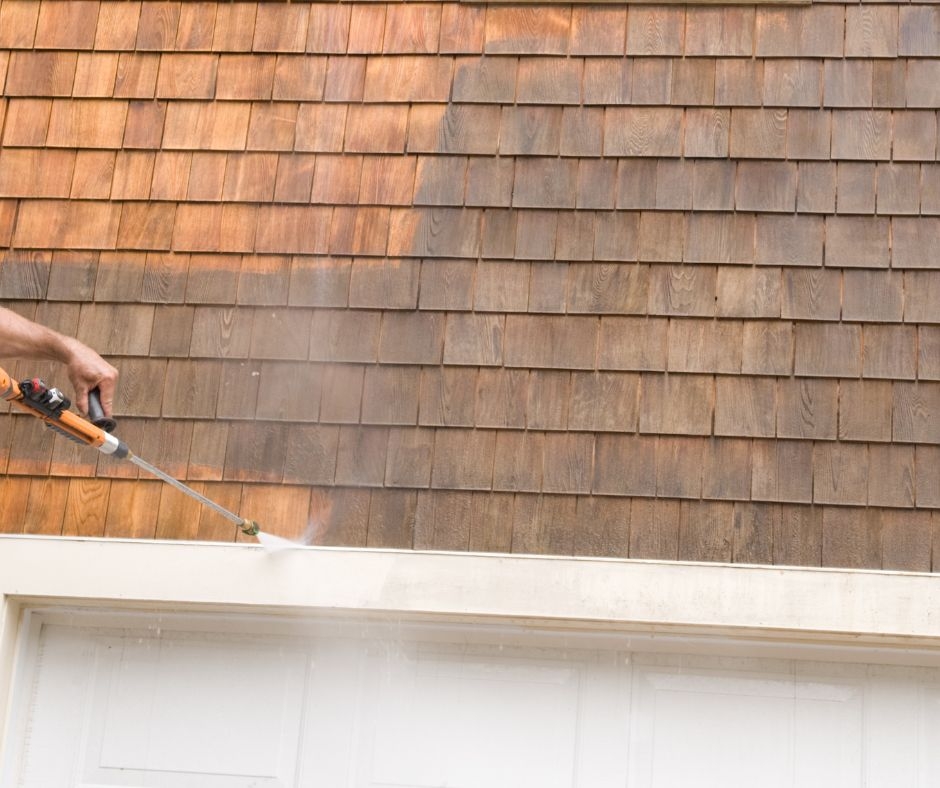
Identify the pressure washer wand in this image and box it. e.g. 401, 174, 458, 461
0, 366, 260, 537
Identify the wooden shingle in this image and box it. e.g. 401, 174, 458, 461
136, 2, 180, 50
821, 508, 881, 570
364, 57, 453, 103
756, 6, 844, 58
763, 59, 820, 107
253, 3, 308, 53
598, 316, 668, 371
685, 8, 754, 57
703, 438, 752, 501
732, 502, 774, 565
715, 377, 775, 437
656, 436, 703, 498
873, 60, 906, 108
486, 433, 540, 495
640, 373, 712, 435
318, 364, 363, 424
755, 215, 823, 266
900, 6, 940, 57
441, 313, 502, 366
62, 479, 110, 538
35, 0, 98, 49
893, 217, 940, 269
440, 4, 485, 54
881, 510, 932, 573
678, 501, 733, 562
384, 427, 433, 488
846, 6, 898, 58
893, 113, 937, 162
777, 378, 838, 440
157, 53, 217, 99
863, 338, 917, 388
751, 439, 813, 503
431, 429, 495, 490
0, 149, 75, 198
567, 263, 648, 315
787, 110, 835, 161
571, 7, 625, 56
114, 53, 159, 98
831, 111, 891, 160
894, 382, 940, 444
567, 371, 636, 432
736, 161, 797, 213
123, 100, 165, 148
163, 101, 251, 150
742, 321, 793, 376
525, 370, 569, 431
383, 4, 441, 54
528, 262, 567, 313
774, 504, 822, 567
604, 107, 682, 157
814, 442, 869, 506
672, 58, 715, 106
15, 200, 121, 250
868, 445, 915, 508
6, 51, 77, 96
648, 265, 716, 317
216, 53, 274, 100
716, 267, 780, 318
484, 7, 569, 55
795, 323, 861, 378
418, 367, 476, 428
323, 57, 366, 102
305, 3, 350, 53
729, 108, 787, 159
309, 309, 380, 364
0, 1, 39, 48
174, 2, 215, 50
823, 60, 873, 108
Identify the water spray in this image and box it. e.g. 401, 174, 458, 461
0, 366, 283, 545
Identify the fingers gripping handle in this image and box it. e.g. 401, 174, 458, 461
88, 388, 117, 433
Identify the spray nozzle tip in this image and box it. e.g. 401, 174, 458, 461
240, 519, 260, 536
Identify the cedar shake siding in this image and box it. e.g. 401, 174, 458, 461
1, 1, 939, 569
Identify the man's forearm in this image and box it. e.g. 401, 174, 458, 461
0, 307, 74, 363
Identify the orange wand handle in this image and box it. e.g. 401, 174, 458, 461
0, 366, 127, 457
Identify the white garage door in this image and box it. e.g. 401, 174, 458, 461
3, 610, 940, 788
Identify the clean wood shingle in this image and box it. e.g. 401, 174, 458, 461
440, 4, 485, 54
307, 3, 351, 54
685, 8, 754, 57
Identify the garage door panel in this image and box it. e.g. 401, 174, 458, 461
89, 636, 307, 781
353, 645, 587, 788
15, 624, 308, 788
629, 660, 865, 788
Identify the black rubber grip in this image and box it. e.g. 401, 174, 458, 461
88, 388, 117, 433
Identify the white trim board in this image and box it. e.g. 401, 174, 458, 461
2, 535, 940, 762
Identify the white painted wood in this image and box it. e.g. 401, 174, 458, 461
6, 609, 940, 788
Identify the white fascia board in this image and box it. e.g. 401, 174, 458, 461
0, 534, 938, 644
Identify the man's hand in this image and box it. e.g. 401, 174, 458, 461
0, 307, 119, 417
60, 336, 119, 417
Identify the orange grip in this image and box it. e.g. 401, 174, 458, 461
0, 365, 107, 449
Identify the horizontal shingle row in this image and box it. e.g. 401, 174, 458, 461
2, 474, 936, 568
12, 264, 940, 322
7, 152, 940, 214
3, 99, 937, 156
5, 207, 939, 267
4, 418, 940, 511
5, 4, 939, 62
